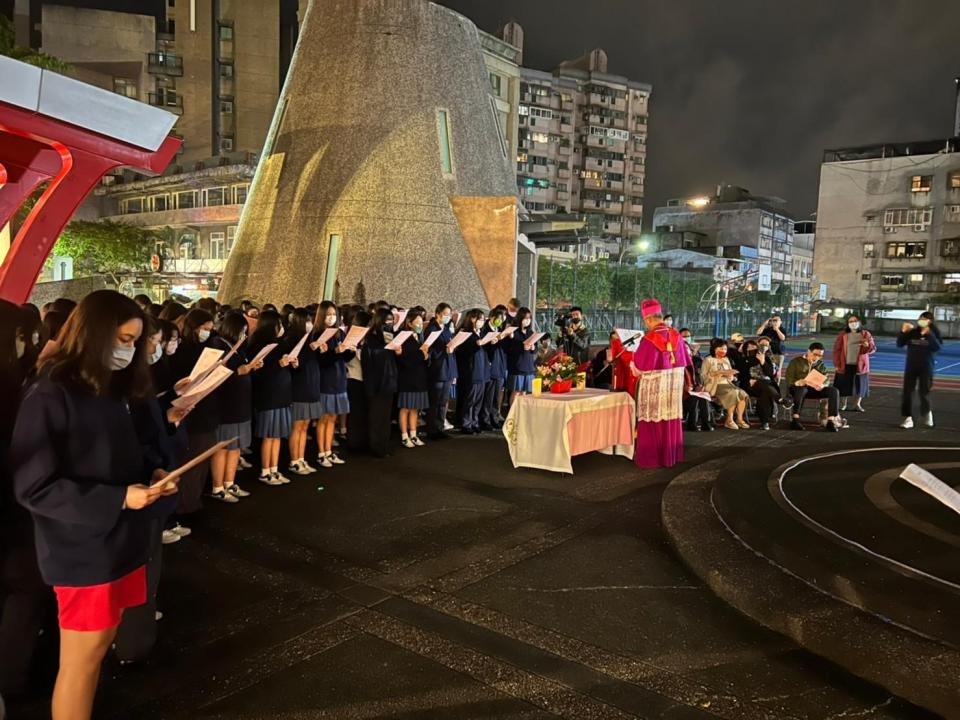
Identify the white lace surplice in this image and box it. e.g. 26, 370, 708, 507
634, 366, 685, 423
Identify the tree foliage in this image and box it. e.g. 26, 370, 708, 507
0, 15, 71, 72
51, 221, 158, 285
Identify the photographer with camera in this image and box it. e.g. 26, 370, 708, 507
756, 315, 787, 372
556, 307, 591, 365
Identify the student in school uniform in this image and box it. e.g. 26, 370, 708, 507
480, 307, 508, 430
425, 303, 457, 440
208, 311, 262, 500
345, 309, 371, 453
455, 308, 489, 434
248, 310, 296, 485
313, 301, 353, 468
168, 308, 218, 525
395, 308, 430, 448
285, 308, 321, 475
361, 308, 399, 458
505, 306, 538, 406
9, 290, 179, 720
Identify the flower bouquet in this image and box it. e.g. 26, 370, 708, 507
536, 353, 579, 394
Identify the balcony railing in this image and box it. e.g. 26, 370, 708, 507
148, 92, 183, 114
148, 52, 183, 76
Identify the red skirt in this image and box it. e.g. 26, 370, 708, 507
54, 565, 147, 632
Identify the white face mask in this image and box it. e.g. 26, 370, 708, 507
197, 329, 211, 343
15, 337, 26, 359
111, 344, 136, 371
521, 318, 532, 328
441, 315, 451, 326
848, 322, 860, 331
32, 332, 40, 346
148, 343, 163, 365
165, 339, 179, 355
305, 322, 314, 333
918, 318, 930, 328
664, 319, 673, 327
325, 315, 338, 328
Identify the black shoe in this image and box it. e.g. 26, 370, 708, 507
701, 423, 715, 432
790, 419, 804, 431
780, 398, 794, 410
686, 423, 700, 432
826, 419, 839, 433
472, 427, 483, 435
478, 423, 493, 432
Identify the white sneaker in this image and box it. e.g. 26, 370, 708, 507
316, 454, 334, 468
289, 460, 312, 476
900, 417, 914, 429
402, 437, 415, 449
208, 488, 239, 503
924, 412, 934, 428
411, 436, 425, 447
301, 460, 317, 473
273, 471, 291, 484
443, 420, 454, 431
226, 484, 250, 498
237, 455, 252, 469
259, 473, 285, 486
171, 523, 192, 537
161, 529, 181, 545
155, 611, 163, 621
328, 452, 345, 465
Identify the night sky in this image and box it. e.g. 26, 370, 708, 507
47, 0, 960, 223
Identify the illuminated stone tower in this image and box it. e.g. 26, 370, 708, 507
219, 0, 519, 309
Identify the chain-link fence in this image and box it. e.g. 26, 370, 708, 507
534, 255, 817, 343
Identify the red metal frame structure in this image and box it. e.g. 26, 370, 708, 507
0, 104, 181, 303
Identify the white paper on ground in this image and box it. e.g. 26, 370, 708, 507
899, 464, 960, 516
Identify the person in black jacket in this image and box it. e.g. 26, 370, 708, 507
286, 308, 321, 475
505, 307, 538, 407
208, 311, 262, 500
396, 308, 430, 448
313, 301, 353, 467
480, 307, 509, 430
362, 308, 399, 457
735, 338, 781, 430
425, 303, 457, 440
249, 310, 296, 484
9, 290, 178, 720
898, 311, 943, 429
455, 309, 489, 434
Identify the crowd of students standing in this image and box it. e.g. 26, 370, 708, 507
0, 290, 544, 720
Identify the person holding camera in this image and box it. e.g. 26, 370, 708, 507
898, 311, 942, 429
756, 315, 787, 372
557, 307, 590, 365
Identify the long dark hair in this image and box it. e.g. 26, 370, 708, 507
218, 310, 248, 346
43, 290, 151, 399
514, 306, 533, 329
315, 300, 340, 329
458, 308, 485, 334
181, 308, 214, 343
0, 299, 23, 383
249, 309, 283, 349
40, 309, 68, 347
368, 307, 392, 344
288, 307, 311, 338
158, 301, 187, 323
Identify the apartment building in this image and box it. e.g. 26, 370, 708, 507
515, 48, 650, 254
814, 136, 960, 314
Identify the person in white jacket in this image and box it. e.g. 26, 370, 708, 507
700, 338, 749, 430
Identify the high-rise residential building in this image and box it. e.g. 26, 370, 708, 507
652, 184, 797, 287
814, 136, 960, 313
514, 47, 650, 254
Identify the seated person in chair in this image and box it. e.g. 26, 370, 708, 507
735, 338, 781, 430
700, 338, 749, 430
680, 328, 712, 431
785, 342, 846, 432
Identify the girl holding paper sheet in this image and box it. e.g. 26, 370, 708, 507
396, 308, 430, 448
169, 308, 219, 518
425, 302, 458, 440
208, 311, 262, 501
313, 301, 353, 468
249, 310, 295, 485
455, 309, 489, 434
505, 307, 538, 405
345, 309, 371, 454
481, 307, 508, 430
361, 308, 399, 457
288, 308, 323, 475
9, 290, 178, 720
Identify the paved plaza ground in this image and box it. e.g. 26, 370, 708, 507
11, 382, 958, 720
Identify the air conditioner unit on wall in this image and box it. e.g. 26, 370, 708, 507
884, 226, 896, 233
913, 224, 926, 232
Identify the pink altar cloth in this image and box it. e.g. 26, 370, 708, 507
503, 389, 636, 474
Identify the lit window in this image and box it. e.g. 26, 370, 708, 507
530, 132, 549, 143
909, 273, 924, 284
885, 241, 926, 258
436, 109, 453, 175
881, 274, 904, 288
950, 172, 960, 189
944, 273, 960, 287
910, 175, 933, 192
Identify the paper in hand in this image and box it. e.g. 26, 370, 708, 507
392, 309, 408, 332
385, 330, 413, 351
343, 325, 370, 349
314, 327, 338, 348
523, 332, 546, 351
446, 331, 472, 353
499, 325, 518, 338
804, 368, 827, 390
189, 347, 224, 381
249, 342, 279, 367
478, 332, 498, 346
171, 366, 233, 410
151, 438, 236, 490
284, 332, 310, 361
421, 329, 442, 350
